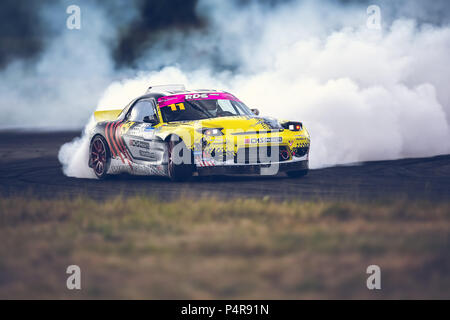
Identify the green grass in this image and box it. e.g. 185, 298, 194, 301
0, 196, 449, 299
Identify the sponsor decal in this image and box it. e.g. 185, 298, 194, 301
185, 93, 208, 99
126, 123, 149, 137
130, 139, 150, 149
139, 150, 156, 159
143, 126, 156, 140
246, 137, 282, 144
158, 92, 240, 108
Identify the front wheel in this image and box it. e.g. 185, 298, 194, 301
89, 135, 110, 179
286, 169, 308, 178
167, 139, 193, 182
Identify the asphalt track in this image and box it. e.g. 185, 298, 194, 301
0, 130, 449, 202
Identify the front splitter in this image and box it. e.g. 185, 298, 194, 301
196, 160, 309, 176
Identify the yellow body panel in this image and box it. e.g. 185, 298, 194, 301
153, 116, 310, 159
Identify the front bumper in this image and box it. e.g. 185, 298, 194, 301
196, 159, 309, 176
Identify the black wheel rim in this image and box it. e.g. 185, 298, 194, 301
91, 139, 106, 176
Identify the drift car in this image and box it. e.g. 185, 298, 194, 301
89, 85, 310, 181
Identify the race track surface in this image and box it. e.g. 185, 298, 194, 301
0, 130, 449, 202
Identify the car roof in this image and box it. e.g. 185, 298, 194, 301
145, 84, 227, 98
124, 86, 232, 115
136, 90, 226, 101
118, 86, 234, 120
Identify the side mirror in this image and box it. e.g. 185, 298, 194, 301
143, 116, 158, 125
251, 108, 260, 116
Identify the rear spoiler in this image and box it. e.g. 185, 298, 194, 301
94, 109, 123, 123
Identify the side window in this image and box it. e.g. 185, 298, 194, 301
217, 99, 238, 114
128, 100, 156, 122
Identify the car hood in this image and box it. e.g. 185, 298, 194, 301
195, 116, 282, 132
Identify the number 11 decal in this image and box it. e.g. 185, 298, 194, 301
169, 103, 185, 111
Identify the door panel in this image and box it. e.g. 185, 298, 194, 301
120, 99, 162, 163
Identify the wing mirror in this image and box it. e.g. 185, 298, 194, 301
143, 116, 158, 125
251, 108, 260, 116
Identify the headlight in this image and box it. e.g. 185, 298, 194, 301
197, 128, 224, 136
282, 122, 303, 131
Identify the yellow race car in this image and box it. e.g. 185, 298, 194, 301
89, 85, 310, 181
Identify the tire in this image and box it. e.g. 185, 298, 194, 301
167, 138, 193, 182
89, 135, 110, 179
286, 169, 309, 178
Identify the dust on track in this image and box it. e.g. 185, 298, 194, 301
0, 130, 449, 201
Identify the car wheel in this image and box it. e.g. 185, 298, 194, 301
168, 139, 193, 182
89, 135, 110, 179
286, 169, 308, 178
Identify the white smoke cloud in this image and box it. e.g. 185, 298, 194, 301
58, 116, 96, 178
0, 1, 135, 128
226, 19, 450, 167
38, 0, 450, 175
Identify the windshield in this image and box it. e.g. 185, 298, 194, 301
158, 93, 254, 122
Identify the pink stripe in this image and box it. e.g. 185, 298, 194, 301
158, 93, 240, 108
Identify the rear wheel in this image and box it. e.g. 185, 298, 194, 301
167, 139, 193, 182
89, 135, 110, 179
286, 169, 309, 178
